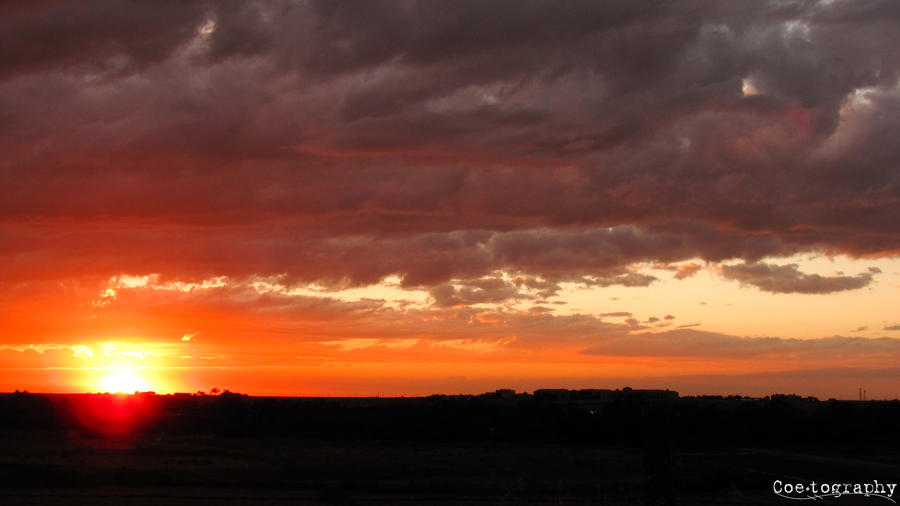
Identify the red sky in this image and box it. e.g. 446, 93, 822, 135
2, 1, 900, 399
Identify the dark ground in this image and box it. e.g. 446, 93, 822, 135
0, 390, 898, 505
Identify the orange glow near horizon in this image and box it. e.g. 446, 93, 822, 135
1, 254, 900, 400
4, 1, 900, 408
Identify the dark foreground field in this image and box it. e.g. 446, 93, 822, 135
1, 390, 898, 505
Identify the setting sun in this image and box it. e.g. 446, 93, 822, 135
98, 369, 152, 394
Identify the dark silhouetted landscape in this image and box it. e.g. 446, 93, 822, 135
1, 389, 899, 505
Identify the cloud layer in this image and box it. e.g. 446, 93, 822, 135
2, 0, 899, 291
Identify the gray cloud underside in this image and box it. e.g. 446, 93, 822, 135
0, 224, 801, 288
719, 262, 880, 294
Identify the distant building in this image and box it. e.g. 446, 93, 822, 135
533, 388, 678, 401
533, 389, 571, 400
574, 389, 614, 400
620, 389, 679, 400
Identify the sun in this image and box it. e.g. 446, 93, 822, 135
99, 369, 152, 393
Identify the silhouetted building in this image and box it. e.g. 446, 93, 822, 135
534, 388, 678, 402
533, 389, 571, 400
621, 389, 679, 401
575, 389, 614, 400
494, 389, 516, 399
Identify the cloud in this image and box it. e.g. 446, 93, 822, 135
430, 338, 516, 354
586, 272, 658, 288
511, 276, 560, 299
719, 262, 879, 294
428, 277, 524, 307
0, 2, 897, 266
885, 325, 900, 331
674, 263, 703, 280
581, 330, 900, 360
0, 2, 209, 79
0, 224, 783, 290
600, 312, 632, 318
320, 338, 419, 352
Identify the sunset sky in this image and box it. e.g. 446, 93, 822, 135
2, 0, 899, 399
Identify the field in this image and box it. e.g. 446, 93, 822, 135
0, 392, 898, 505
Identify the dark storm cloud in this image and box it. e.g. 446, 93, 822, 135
1, 0, 899, 299
0, 1, 208, 78
719, 262, 879, 294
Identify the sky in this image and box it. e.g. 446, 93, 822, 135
1, 0, 899, 399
